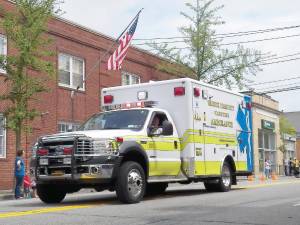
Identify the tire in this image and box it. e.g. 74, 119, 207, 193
146, 183, 168, 196
204, 162, 232, 192
204, 182, 218, 192
37, 184, 66, 204
115, 161, 146, 204
216, 162, 232, 192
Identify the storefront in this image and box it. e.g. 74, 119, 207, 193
258, 120, 277, 173
242, 92, 282, 176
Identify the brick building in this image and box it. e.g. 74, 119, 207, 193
0, 0, 178, 190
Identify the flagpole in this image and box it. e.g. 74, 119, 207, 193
116, 8, 143, 41
77, 8, 143, 91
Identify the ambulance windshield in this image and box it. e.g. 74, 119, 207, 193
80, 109, 149, 131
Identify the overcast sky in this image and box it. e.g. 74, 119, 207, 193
60, 0, 300, 112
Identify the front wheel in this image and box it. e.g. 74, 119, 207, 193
115, 161, 146, 204
37, 184, 66, 204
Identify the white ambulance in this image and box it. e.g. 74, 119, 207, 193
33, 78, 253, 204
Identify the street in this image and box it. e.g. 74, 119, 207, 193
1, 178, 300, 225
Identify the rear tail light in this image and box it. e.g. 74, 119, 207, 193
37, 148, 48, 156
194, 87, 200, 97
174, 87, 185, 96
104, 95, 114, 104
63, 147, 73, 155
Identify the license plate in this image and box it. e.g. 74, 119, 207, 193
51, 170, 64, 176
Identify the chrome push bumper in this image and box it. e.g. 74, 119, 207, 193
35, 164, 115, 181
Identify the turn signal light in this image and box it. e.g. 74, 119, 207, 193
115, 137, 124, 143
104, 95, 114, 104
37, 149, 48, 156
174, 87, 185, 96
63, 147, 73, 155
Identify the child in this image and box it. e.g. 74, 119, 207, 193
23, 173, 31, 198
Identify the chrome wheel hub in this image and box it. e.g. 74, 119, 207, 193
127, 169, 143, 197
221, 166, 231, 187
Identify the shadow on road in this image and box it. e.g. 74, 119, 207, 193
10, 186, 245, 208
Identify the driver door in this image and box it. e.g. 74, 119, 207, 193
147, 111, 181, 177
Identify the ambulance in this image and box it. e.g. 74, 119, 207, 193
32, 78, 253, 204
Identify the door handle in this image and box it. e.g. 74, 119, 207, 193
174, 141, 178, 149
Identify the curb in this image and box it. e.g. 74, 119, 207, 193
0, 191, 14, 201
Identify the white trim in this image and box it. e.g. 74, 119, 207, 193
0, 34, 7, 74
58, 53, 85, 91
255, 108, 278, 120
0, 114, 6, 159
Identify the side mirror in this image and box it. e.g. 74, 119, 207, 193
162, 121, 173, 136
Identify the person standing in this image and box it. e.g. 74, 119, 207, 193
284, 158, 289, 176
264, 159, 271, 179
15, 149, 25, 199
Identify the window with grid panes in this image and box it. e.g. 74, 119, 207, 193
0, 35, 7, 74
121, 71, 140, 86
0, 115, 6, 158
58, 53, 85, 90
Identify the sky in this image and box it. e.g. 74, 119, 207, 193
60, 0, 300, 112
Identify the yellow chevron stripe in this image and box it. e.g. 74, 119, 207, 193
149, 161, 181, 176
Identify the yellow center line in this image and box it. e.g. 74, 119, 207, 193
0, 204, 93, 219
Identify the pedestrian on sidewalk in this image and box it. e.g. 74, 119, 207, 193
23, 173, 31, 198
284, 158, 289, 176
264, 159, 271, 179
289, 158, 294, 176
15, 149, 25, 199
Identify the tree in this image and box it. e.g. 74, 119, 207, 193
0, 0, 60, 151
148, 0, 262, 88
279, 115, 296, 154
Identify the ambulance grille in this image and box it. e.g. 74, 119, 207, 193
76, 139, 107, 155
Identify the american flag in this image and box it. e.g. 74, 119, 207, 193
107, 14, 140, 70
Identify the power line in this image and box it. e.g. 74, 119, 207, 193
133, 24, 300, 41
247, 75, 300, 86
133, 33, 300, 47
255, 81, 300, 91
260, 86, 300, 94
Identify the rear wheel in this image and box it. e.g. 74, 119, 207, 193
115, 161, 146, 204
37, 184, 66, 204
146, 183, 168, 196
204, 162, 232, 192
217, 162, 232, 192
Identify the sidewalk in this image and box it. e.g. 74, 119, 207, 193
1, 176, 299, 201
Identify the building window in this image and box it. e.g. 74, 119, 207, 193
0, 35, 7, 74
58, 53, 85, 90
121, 71, 140, 86
0, 115, 6, 158
58, 122, 81, 133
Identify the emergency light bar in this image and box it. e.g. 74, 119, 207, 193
102, 101, 157, 111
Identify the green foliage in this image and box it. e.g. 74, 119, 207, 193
280, 115, 296, 135
0, 0, 59, 150
149, 0, 262, 88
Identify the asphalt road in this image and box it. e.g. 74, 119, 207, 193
1, 179, 300, 225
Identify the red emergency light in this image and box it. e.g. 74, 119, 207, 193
194, 87, 201, 97
115, 137, 124, 143
104, 95, 114, 104
174, 87, 185, 96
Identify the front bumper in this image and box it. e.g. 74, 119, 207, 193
31, 155, 122, 184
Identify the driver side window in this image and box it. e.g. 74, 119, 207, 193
148, 112, 168, 136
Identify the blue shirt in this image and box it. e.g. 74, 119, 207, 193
15, 156, 25, 177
